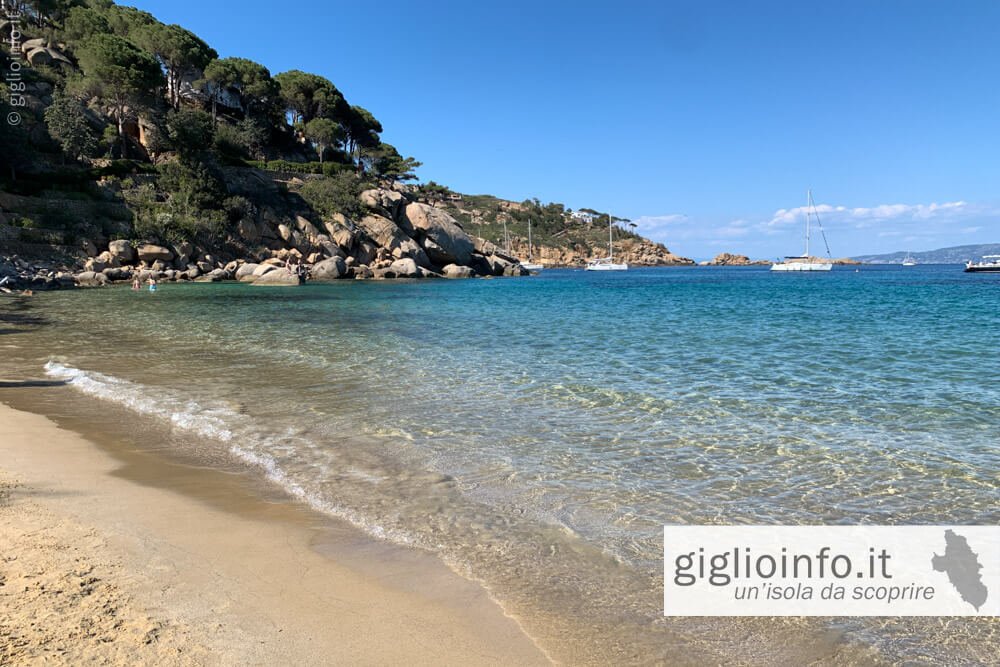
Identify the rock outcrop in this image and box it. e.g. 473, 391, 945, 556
310, 257, 348, 280
251, 268, 303, 286
704, 252, 770, 266
400, 203, 475, 266
137, 244, 174, 263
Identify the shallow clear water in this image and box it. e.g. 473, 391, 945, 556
2, 265, 997, 664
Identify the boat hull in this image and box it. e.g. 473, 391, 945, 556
964, 265, 1000, 273
520, 263, 544, 271
585, 263, 628, 271
770, 262, 832, 272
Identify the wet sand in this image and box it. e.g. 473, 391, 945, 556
0, 401, 550, 665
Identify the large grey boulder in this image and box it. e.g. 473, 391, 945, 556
96, 251, 121, 268
137, 244, 174, 263
172, 241, 194, 267
295, 215, 321, 238
75, 271, 107, 286
251, 268, 303, 286
331, 227, 354, 249
235, 263, 260, 281
388, 258, 420, 278
252, 263, 278, 277
401, 203, 474, 266
83, 257, 106, 273
108, 239, 136, 263
102, 267, 128, 281
311, 257, 348, 280
442, 263, 474, 278
355, 215, 431, 268
360, 188, 408, 220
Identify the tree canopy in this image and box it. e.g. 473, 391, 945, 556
137, 23, 217, 109
44, 94, 100, 161
362, 143, 421, 183
304, 118, 344, 163
73, 33, 165, 154
201, 57, 276, 119
275, 70, 347, 124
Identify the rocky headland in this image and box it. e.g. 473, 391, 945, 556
0, 174, 536, 292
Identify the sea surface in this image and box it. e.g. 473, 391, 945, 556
1, 265, 997, 664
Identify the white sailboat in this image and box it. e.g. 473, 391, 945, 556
770, 190, 833, 272
585, 210, 628, 271
901, 251, 917, 266
520, 220, 543, 271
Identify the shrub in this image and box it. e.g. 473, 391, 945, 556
223, 195, 256, 223
297, 171, 367, 220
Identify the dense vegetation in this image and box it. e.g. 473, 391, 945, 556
0, 0, 640, 256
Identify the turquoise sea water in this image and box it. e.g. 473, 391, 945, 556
2, 265, 997, 663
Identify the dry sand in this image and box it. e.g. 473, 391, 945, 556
0, 401, 550, 665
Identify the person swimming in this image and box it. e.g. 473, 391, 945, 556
148, 277, 157, 292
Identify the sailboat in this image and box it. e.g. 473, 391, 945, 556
520, 220, 543, 271
585, 211, 628, 271
901, 251, 917, 266
770, 190, 833, 272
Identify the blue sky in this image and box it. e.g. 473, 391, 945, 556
130, 0, 1000, 259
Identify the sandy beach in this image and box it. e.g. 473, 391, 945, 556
0, 400, 549, 665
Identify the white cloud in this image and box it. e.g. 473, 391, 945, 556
766, 200, 986, 229
631, 199, 1000, 258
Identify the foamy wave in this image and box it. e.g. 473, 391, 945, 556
44, 360, 416, 549
45, 360, 237, 441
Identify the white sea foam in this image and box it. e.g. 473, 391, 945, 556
44, 360, 415, 548
44, 361, 237, 441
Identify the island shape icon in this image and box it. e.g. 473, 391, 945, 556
931, 529, 989, 612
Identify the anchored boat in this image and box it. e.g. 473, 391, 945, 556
585, 210, 628, 271
520, 220, 543, 271
771, 190, 833, 272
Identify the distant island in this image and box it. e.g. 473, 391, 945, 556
853, 244, 1000, 264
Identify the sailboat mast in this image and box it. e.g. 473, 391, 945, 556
528, 220, 533, 262
609, 210, 613, 261
805, 189, 812, 258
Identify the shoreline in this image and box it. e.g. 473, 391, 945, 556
0, 399, 550, 665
